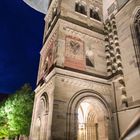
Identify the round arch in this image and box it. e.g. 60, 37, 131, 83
32, 92, 49, 140
66, 89, 113, 140
130, 6, 140, 75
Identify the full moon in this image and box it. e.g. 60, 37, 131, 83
23, 0, 49, 14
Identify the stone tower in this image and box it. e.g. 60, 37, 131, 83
29, 0, 140, 140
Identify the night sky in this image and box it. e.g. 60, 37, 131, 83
0, 1, 45, 93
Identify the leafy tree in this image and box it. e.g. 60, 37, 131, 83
0, 102, 9, 138
0, 84, 34, 138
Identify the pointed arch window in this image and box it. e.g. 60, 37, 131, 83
131, 8, 140, 74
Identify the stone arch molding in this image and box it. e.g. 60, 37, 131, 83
130, 6, 140, 75
32, 92, 49, 140
66, 89, 113, 140
131, 6, 140, 19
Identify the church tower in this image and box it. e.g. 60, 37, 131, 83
29, 0, 115, 139
28, 0, 140, 140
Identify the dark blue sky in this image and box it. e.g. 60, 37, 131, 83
0, 0, 45, 93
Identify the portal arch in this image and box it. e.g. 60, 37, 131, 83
66, 89, 114, 140
33, 92, 49, 140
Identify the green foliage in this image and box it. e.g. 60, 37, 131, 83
0, 84, 34, 138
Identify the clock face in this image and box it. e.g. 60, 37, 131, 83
64, 36, 85, 70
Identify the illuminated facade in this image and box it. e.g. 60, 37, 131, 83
29, 0, 140, 140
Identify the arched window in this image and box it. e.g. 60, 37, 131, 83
131, 8, 140, 74
90, 7, 101, 21
52, 7, 57, 20
75, 2, 87, 15
86, 50, 95, 67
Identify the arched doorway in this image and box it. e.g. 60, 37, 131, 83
67, 90, 113, 140
33, 93, 49, 140
77, 98, 109, 140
